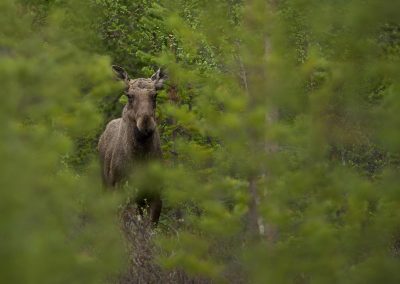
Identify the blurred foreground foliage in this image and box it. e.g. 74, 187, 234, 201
0, 1, 124, 283
1, 0, 400, 283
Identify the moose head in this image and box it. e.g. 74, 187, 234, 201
112, 65, 166, 139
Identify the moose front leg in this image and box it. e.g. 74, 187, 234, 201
135, 194, 162, 226
149, 196, 162, 225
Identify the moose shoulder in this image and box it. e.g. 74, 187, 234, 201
98, 65, 166, 224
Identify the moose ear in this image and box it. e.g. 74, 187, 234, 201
151, 68, 167, 90
112, 65, 129, 83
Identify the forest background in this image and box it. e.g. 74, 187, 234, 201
1, 0, 400, 283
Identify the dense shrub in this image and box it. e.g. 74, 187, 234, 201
1, 0, 400, 283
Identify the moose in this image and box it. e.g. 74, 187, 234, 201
98, 65, 166, 224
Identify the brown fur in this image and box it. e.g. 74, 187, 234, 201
98, 66, 166, 224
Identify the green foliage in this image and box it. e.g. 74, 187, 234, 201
0, 1, 123, 283
2, 0, 400, 283
148, 0, 400, 282
93, 0, 168, 75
